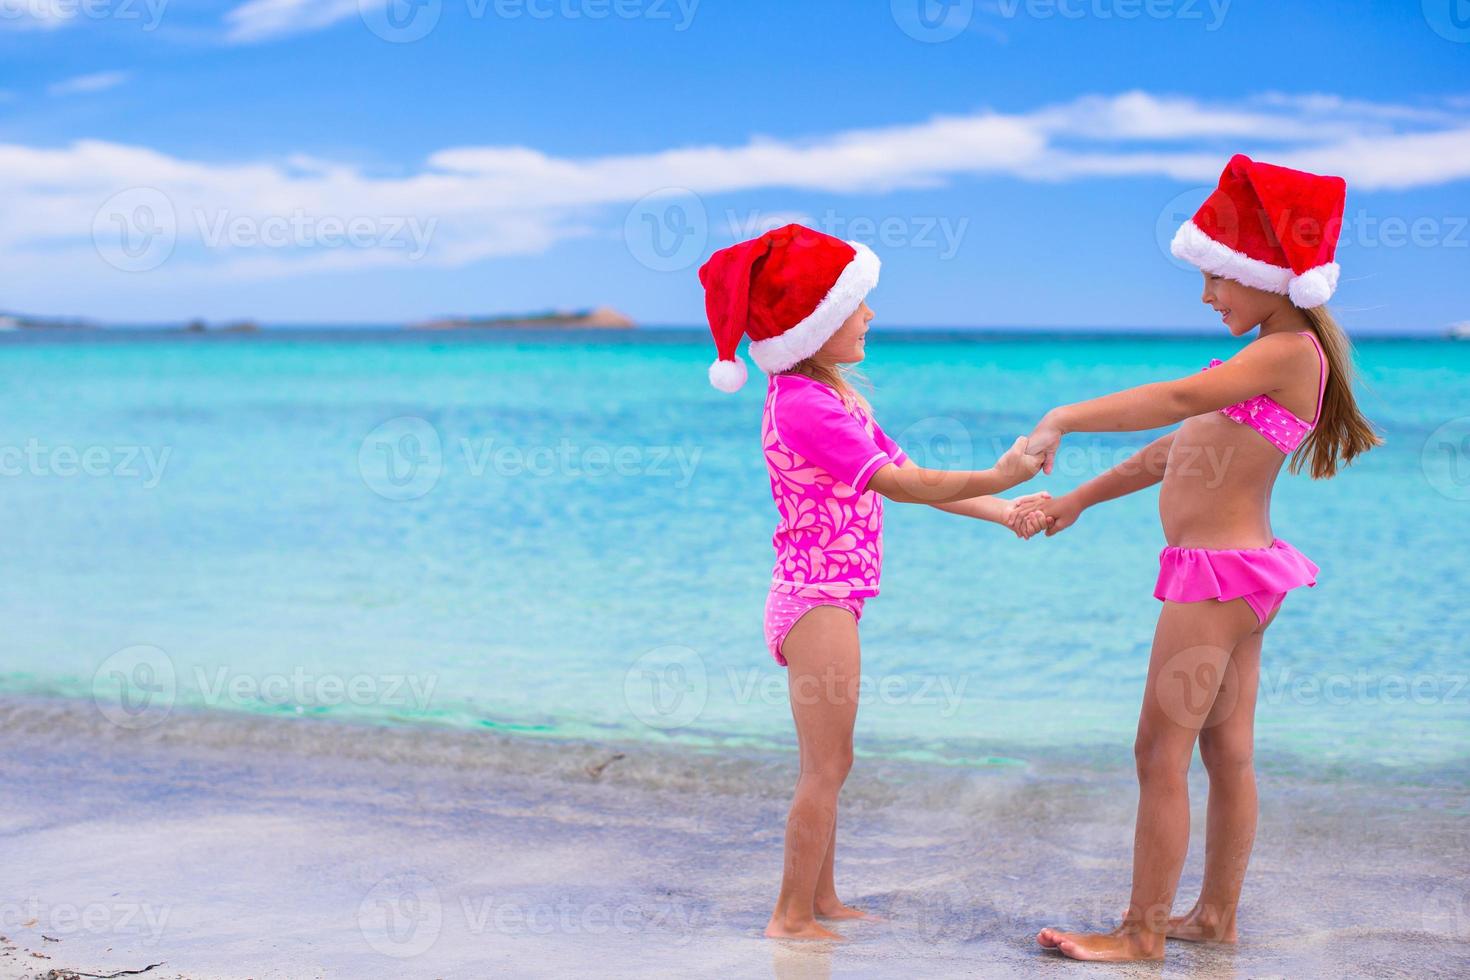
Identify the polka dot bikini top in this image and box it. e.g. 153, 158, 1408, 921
1202, 331, 1327, 454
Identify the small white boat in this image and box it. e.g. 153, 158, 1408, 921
1449, 322, 1470, 340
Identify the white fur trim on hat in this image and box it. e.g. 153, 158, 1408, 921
747, 242, 880, 375
708, 356, 748, 392
1288, 263, 1340, 308
1170, 220, 1293, 296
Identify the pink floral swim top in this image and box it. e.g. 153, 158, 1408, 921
762, 373, 908, 599
1202, 331, 1327, 454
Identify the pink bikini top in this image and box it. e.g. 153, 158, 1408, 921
1202, 331, 1327, 454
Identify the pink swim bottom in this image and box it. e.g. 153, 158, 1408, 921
764, 589, 865, 666
1155, 538, 1319, 625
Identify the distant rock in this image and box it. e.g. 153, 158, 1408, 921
0, 311, 97, 330
415, 306, 636, 330
184, 319, 260, 333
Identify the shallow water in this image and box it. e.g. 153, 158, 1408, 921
0, 329, 1466, 782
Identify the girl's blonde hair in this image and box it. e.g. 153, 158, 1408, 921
1292, 306, 1383, 479
783, 356, 871, 414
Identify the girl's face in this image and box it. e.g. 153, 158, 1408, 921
816, 302, 874, 364
1200, 273, 1291, 336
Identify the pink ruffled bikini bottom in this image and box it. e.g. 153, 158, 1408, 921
1155, 538, 1319, 625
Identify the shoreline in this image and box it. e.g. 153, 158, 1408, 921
2, 696, 1467, 978
4, 690, 1464, 795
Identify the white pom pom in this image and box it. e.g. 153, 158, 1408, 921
708, 357, 748, 392
1289, 264, 1339, 308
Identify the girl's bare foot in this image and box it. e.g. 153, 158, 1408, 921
764, 916, 845, 940
1037, 926, 1164, 962
814, 898, 878, 921
1166, 906, 1237, 944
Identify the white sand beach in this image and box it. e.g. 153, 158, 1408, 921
2, 696, 1466, 979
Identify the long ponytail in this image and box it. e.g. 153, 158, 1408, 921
1291, 306, 1383, 479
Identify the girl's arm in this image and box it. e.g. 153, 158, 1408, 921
1069, 430, 1175, 510
895, 459, 1046, 523
1026, 332, 1314, 472
1010, 431, 1175, 536
868, 436, 1043, 504
932, 494, 1023, 523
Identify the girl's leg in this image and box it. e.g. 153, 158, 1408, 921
814, 813, 876, 919
765, 605, 862, 940
1038, 598, 1258, 961
1169, 613, 1268, 943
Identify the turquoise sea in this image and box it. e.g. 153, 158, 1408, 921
2, 329, 1466, 785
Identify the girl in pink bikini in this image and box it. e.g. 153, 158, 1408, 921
1015, 156, 1382, 961
700, 224, 1048, 940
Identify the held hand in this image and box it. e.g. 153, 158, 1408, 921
995, 435, 1046, 490
1002, 491, 1052, 540
1024, 412, 1065, 476
1037, 493, 1083, 537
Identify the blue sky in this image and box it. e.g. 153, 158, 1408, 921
1, 0, 1468, 332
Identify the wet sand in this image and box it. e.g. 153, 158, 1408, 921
1, 696, 1467, 979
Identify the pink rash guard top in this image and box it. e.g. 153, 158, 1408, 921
762, 373, 907, 599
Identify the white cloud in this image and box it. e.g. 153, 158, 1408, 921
1031, 92, 1373, 143
224, 0, 367, 43
0, 91, 1467, 284
48, 71, 132, 96
1253, 92, 1467, 127
1276, 129, 1470, 192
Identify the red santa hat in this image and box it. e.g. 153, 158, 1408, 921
1171, 154, 1347, 309
698, 223, 880, 392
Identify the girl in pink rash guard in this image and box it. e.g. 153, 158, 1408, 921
699, 223, 1048, 941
